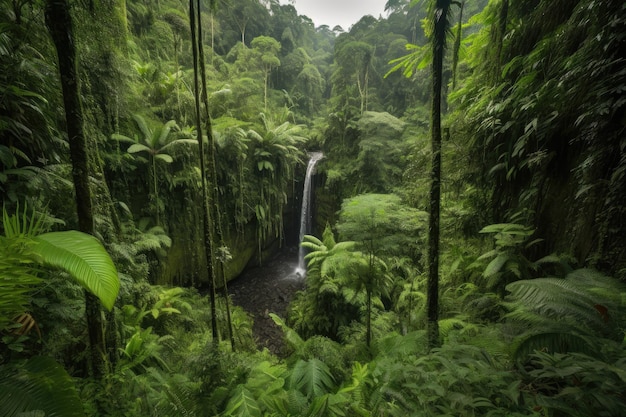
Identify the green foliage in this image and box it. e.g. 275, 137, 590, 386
0, 356, 85, 417
522, 350, 626, 417
269, 312, 304, 352
33, 232, 119, 311
221, 360, 287, 417
505, 268, 626, 361
287, 358, 336, 399
3, 1, 625, 416
452, 0, 626, 274
367, 342, 527, 416
247, 112, 306, 256
0, 234, 41, 336
222, 385, 262, 417
290, 228, 363, 340
469, 222, 547, 294
0, 206, 119, 350
112, 114, 197, 224
338, 193, 427, 259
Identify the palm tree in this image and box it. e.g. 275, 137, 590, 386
112, 114, 196, 225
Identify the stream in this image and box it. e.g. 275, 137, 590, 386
228, 248, 304, 355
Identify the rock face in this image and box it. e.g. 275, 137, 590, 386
228, 249, 304, 356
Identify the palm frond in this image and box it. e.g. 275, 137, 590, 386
33, 231, 119, 310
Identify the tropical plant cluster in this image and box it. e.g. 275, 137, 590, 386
1, 0, 625, 416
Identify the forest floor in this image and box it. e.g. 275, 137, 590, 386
228, 248, 304, 356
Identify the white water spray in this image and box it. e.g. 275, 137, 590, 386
295, 152, 323, 277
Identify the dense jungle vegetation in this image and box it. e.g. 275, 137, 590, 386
1, 0, 625, 415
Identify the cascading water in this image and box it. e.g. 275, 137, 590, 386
295, 152, 323, 277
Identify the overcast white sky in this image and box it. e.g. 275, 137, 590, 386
279, 0, 389, 30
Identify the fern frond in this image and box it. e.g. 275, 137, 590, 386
0, 356, 84, 417
512, 330, 597, 362
373, 331, 427, 359
33, 231, 119, 310
506, 278, 614, 330
506, 269, 626, 360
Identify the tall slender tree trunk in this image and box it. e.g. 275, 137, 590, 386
189, 0, 219, 344
196, 0, 236, 350
427, 0, 451, 350
451, 0, 465, 89
45, 0, 106, 378
151, 156, 160, 225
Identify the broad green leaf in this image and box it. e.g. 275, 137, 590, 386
155, 153, 173, 163
33, 231, 119, 310
127, 143, 151, 154
223, 386, 262, 417
483, 253, 508, 278
288, 358, 335, 399
270, 313, 304, 350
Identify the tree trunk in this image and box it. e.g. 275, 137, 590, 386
197, 0, 235, 349
189, 0, 219, 344
451, 0, 465, 89
427, 0, 451, 350
45, 0, 106, 378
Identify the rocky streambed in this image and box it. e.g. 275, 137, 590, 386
227, 249, 305, 355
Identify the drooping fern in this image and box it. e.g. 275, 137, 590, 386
505, 268, 626, 361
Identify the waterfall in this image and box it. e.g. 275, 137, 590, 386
295, 152, 323, 277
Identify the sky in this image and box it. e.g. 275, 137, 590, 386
279, 0, 389, 30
